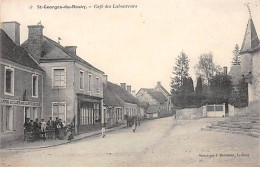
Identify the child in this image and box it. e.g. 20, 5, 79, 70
40, 119, 47, 140
132, 120, 136, 133
101, 125, 106, 138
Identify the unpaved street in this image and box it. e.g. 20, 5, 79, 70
1, 117, 259, 166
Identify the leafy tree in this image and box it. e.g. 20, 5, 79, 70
170, 51, 189, 93
209, 74, 233, 101
194, 52, 222, 85
232, 44, 241, 65
195, 77, 203, 95
229, 78, 248, 107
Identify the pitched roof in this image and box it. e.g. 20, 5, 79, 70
240, 18, 260, 54
148, 91, 167, 104
0, 29, 43, 71
138, 101, 149, 107
107, 81, 139, 104
137, 88, 167, 104
103, 84, 124, 107
146, 105, 159, 114
155, 84, 171, 96
22, 36, 104, 74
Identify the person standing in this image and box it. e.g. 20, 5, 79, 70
40, 119, 47, 141
132, 120, 136, 133
101, 124, 106, 138
174, 112, 177, 124
23, 118, 30, 141
54, 117, 59, 139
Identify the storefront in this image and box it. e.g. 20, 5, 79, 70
0, 98, 41, 133
77, 94, 102, 133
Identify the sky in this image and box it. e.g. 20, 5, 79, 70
1, 0, 260, 93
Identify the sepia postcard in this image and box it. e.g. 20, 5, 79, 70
0, 0, 260, 167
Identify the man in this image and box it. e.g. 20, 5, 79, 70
47, 117, 54, 129
47, 117, 54, 139
33, 118, 40, 140
23, 118, 30, 141
54, 117, 59, 139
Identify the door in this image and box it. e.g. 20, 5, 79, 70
5, 106, 14, 131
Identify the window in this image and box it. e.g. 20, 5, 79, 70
96, 77, 100, 93
32, 75, 38, 97
88, 74, 92, 91
80, 70, 84, 90
4, 67, 14, 95
53, 68, 66, 88
52, 102, 66, 123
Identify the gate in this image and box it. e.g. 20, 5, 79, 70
206, 104, 225, 117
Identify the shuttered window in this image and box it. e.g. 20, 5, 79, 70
53, 68, 66, 88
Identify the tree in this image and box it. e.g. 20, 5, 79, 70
209, 74, 233, 101
232, 44, 241, 65
194, 52, 222, 85
187, 77, 194, 94
195, 77, 203, 95
170, 51, 189, 93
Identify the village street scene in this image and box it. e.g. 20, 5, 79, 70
0, 0, 260, 167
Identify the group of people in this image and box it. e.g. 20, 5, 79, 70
23, 117, 74, 141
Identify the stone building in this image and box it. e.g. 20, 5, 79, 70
239, 15, 260, 105
136, 82, 174, 118
21, 23, 105, 134
103, 76, 124, 128
0, 22, 44, 144
107, 82, 139, 120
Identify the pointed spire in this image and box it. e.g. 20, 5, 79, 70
240, 6, 260, 54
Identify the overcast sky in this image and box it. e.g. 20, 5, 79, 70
1, 0, 260, 93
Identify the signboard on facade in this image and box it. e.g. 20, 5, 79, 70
0, 98, 41, 107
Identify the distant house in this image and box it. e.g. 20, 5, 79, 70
103, 78, 139, 126
103, 76, 124, 128
108, 82, 139, 120
0, 22, 44, 143
136, 82, 174, 118
21, 23, 104, 134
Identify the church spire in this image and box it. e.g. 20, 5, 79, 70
240, 4, 260, 54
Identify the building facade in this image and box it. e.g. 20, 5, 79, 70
21, 23, 104, 134
136, 82, 174, 118
103, 76, 125, 128
0, 22, 44, 144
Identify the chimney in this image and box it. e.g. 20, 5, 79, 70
120, 83, 126, 90
223, 67, 227, 75
2, 21, 20, 45
27, 24, 44, 62
103, 75, 108, 87
157, 81, 161, 86
65, 46, 77, 56
127, 85, 131, 93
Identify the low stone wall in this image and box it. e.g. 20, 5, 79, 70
176, 107, 203, 120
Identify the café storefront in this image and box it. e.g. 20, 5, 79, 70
0, 98, 41, 142
77, 94, 102, 133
